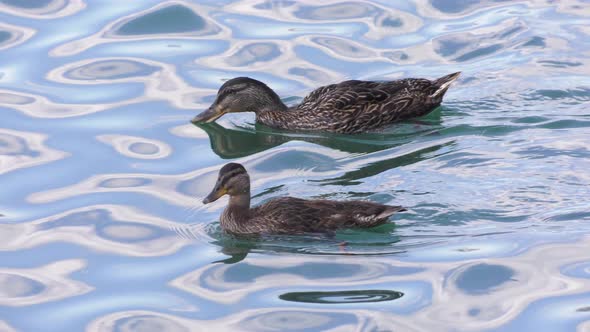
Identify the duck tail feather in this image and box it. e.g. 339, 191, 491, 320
376, 205, 407, 219
431, 71, 461, 98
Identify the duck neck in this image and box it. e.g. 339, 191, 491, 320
221, 193, 251, 231
247, 86, 288, 114
256, 105, 303, 129
229, 193, 250, 212
257, 100, 288, 114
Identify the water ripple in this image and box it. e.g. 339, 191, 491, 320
50, 2, 225, 56
279, 289, 404, 304
1, 0, 590, 330
1, 205, 192, 257
0, 0, 85, 19
0, 22, 35, 50
0, 128, 68, 175
0, 259, 90, 306
97, 134, 171, 160
63, 59, 161, 81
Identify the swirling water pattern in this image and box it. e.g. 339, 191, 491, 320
0, 0, 590, 331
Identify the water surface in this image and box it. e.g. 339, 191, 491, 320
1, 0, 590, 331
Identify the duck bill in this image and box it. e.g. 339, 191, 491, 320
202, 187, 227, 204
191, 106, 225, 124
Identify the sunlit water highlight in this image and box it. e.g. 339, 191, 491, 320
0, 0, 590, 331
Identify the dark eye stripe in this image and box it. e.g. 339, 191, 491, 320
218, 85, 246, 101
218, 168, 246, 187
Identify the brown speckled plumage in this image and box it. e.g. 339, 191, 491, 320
202, 163, 406, 235
192, 72, 460, 134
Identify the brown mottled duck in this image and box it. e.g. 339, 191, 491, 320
192, 72, 460, 134
202, 163, 406, 235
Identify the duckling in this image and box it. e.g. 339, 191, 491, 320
202, 163, 406, 235
192, 72, 460, 134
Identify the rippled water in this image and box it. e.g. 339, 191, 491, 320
1, 0, 590, 331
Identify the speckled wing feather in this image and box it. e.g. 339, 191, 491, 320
293, 79, 441, 133
249, 197, 405, 234
298, 81, 388, 111
256, 73, 460, 133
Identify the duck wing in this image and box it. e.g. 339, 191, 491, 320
295, 73, 460, 133
297, 81, 390, 117
251, 197, 405, 234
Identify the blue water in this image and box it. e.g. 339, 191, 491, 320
1, 0, 590, 331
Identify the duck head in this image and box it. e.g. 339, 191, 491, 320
203, 163, 251, 204
192, 77, 285, 124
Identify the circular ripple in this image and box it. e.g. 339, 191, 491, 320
109, 314, 189, 332
97, 135, 171, 160
63, 60, 160, 81
450, 263, 515, 295
129, 142, 159, 155
279, 289, 403, 304
242, 310, 332, 331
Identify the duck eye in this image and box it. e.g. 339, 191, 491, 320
218, 86, 242, 102
225, 84, 248, 95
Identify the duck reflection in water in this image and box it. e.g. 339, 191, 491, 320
209, 226, 403, 264
209, 235, 337, 264
193, 109, 445, 159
